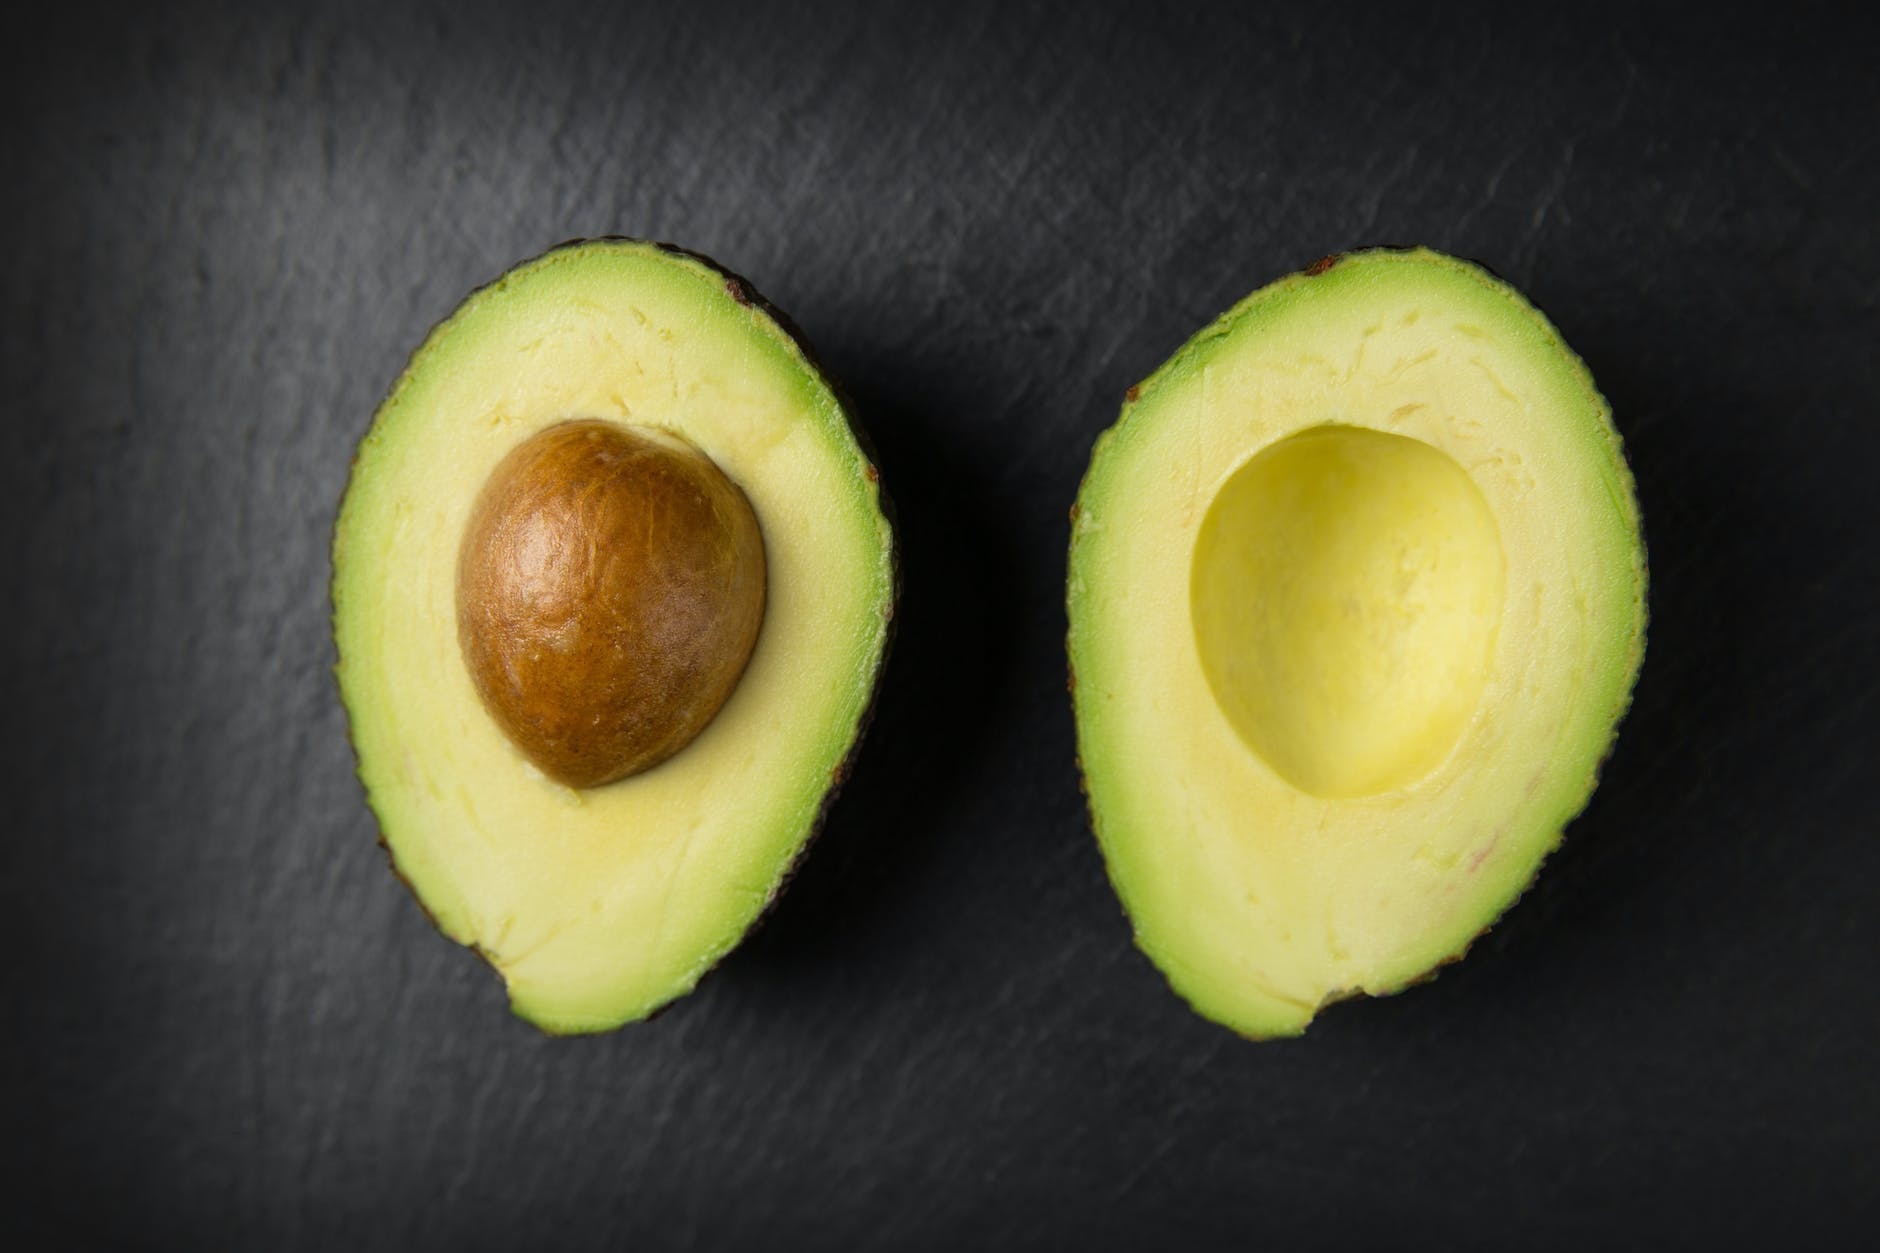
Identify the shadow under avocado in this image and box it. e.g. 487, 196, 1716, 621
717, 359, 1025, 979
1442, 324, 1831, 984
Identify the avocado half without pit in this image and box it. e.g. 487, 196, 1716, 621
1067, 248, 1647, 1038
333, 239, 895, 1033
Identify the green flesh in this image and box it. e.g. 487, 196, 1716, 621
333, 240, 894, 1033
1068, 248, 1646, 1037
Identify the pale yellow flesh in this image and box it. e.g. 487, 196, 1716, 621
1192, 425, 1507, 800
334, 243, 893, 1031
1069, 250, 1645, 1036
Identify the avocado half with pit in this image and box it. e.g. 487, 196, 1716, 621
1067, 248, 1646, 1038
333, 239, 895, 1033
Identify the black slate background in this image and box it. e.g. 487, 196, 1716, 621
6, 2, 1877, 1248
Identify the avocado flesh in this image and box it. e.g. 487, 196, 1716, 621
333, 240, 894, 1033
1068, 248, 1646, 1038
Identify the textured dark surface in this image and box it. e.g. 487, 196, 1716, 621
6, 2, 1878, 1248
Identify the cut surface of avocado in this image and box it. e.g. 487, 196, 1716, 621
1067, 248, 1646, 1038
334, 240, 894, 1033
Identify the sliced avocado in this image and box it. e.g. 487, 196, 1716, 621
1067, 248, 1646, 1038
333, 239, 894, 1034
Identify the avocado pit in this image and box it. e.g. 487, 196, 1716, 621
456, 419, 766, 788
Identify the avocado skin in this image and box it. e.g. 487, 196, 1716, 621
1066, 247, 1649, 1038
332, 237, 900, 1032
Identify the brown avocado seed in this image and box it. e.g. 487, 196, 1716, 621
456, 419, 766, 788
